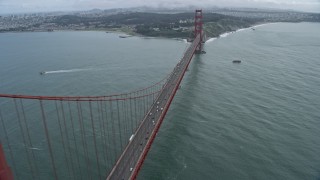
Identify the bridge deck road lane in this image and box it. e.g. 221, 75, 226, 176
107, 34, 201, 180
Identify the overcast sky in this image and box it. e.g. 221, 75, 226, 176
0, 0, 319, 14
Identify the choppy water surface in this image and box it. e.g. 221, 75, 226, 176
1, 22, 320, 179
140, 22, 320, 180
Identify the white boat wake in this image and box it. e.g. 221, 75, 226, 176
41, 68, 91, 75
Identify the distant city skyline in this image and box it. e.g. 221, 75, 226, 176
0, 0, 319, 14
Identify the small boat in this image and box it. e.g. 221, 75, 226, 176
39, 71, 46, 75
251, 28, 256, 31
119, 35, 131, 38
232, 60, 241, 63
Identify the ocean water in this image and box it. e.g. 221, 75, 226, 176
1, 22, 320, 179
139, 22, 320, 180
0, 32, 187, 96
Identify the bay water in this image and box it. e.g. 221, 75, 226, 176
0, 22, 319, 179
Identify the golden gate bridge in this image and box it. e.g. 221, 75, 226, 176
0, 10, 205, 180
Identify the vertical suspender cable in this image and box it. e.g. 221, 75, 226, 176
122, 97, 128, 143
89, 101, 102, 180
13, 99, 35, 179
60, 101, 75, 178
139, 93, 143, 122
96, 101, 106, 165
149, 88, 152, 109
116, 101, 123, 151
134, 93, 138, 128
152, 86, 155, 103
98, 101, 107, 166
76, 101, 90, 180
146, 88, 149, 112
68, 102, 82, 180
20, 99, 38, 178
54, 101, 71, 178
109, 101, 117, 164
102, 100, 111, 169
143, 91, 146, 116
129, 95, 134, 133
137, 92, 141, 124
39, 100, 58, 180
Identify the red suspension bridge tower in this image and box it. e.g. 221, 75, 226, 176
194, 9, 204, 54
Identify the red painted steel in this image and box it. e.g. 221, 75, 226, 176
0, 90, 161, 102
0, 144, 13, 180
194, 9, 203, 52
0, 74, 169, 101
194, 9, 203, 39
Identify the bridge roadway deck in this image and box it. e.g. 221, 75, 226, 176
107, 35, 201, 180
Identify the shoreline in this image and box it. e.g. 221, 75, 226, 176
1, 22, 310, 43
0, 28, 190, 43
205, 22, 281, 43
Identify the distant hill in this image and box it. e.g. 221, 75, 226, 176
1, 8, 319, 38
